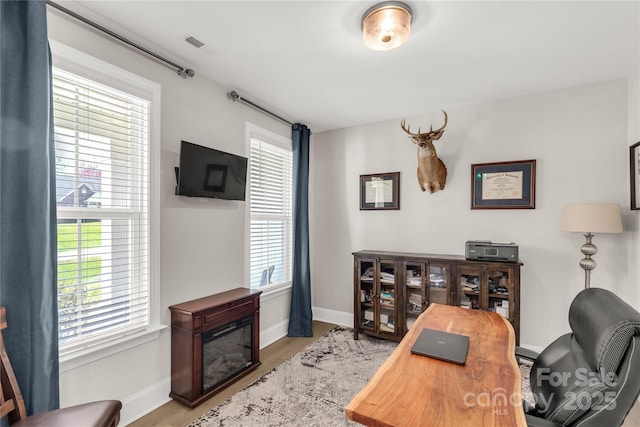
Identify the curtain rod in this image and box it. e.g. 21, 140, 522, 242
46, 0, 195, 78
227, 91, 293, 126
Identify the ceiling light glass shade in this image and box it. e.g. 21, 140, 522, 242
362, 1, 413, 51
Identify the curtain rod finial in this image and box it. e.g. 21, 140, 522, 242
177, 69, 195, 78
228, 91, 240, 101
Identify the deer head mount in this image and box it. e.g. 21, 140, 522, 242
401, 110, 448, 193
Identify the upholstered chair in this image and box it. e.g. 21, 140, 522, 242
517, 288, 640, 427
0, 307, 121, 426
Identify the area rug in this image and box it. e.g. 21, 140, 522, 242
187, 326, 533, 427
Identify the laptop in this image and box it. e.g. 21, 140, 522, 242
410, 328, 470, 365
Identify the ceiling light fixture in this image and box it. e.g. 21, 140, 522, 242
361, 1, 413, 51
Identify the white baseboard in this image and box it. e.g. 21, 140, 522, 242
260, 307, 353, 348
313, 306, 352, 328
258, 305, 352, 348
260, 318, 289, 348
120, 377, 171, 426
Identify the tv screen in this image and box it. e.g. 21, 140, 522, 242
176, 140, 248, 201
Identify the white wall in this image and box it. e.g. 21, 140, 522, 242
630, 68, 640, 143
47, 10, 292, 424
629, 67, 640, 312
310, 79, 639, 349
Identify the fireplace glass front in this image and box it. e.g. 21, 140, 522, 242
201, 315, 253, 393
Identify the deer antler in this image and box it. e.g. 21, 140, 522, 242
401, 110, 448, 138
400, 119, 420, 140
430, 110, 448, 133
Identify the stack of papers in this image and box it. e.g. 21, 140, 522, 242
380, 272, 394, 281
407, 277, 422, 286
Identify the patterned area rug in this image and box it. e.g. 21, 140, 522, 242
187, 327, 533, 427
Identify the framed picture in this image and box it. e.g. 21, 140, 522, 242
630, 142, 640, 210
360, 172, 400, 210
471, 160, 536, 209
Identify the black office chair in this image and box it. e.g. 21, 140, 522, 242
517, 288, 640, 427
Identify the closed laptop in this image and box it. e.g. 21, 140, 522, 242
410, 328, 469, 365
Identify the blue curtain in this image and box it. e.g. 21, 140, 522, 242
0, 0, 59, 414
288, 124, 313, 337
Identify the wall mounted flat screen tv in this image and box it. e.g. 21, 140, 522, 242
176, 140, 248, 201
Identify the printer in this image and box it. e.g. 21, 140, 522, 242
465, 240, 519, 263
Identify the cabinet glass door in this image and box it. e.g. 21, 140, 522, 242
487, 267, 511, 318
357, 259, 375, 332
459, 266, 482, 309
404, 262, 425, 331
428, 264, 448, 306
378, 260, 396, 335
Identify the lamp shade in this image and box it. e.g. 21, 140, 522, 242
362, 1, 412, 51
561, 203, 623, 234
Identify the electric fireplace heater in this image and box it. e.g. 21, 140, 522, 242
169, 288, 261, 407
201, 315, 253, 393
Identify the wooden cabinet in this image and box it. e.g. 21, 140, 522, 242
353, 251, 522, 344
355, 257, 399, 339
169, 288, 262, 407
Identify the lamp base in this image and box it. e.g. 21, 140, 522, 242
579, 233, 597, 289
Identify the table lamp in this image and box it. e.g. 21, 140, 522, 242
561, 203, 623, 289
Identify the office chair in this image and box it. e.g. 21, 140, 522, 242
0, 307, 121, 426
516, 288, 640, 427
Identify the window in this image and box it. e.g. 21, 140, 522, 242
248, 128, 293, 289
52, 43, 160, 361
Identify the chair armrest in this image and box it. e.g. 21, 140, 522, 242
526, 414, 562, 427
516, 346, 539, 362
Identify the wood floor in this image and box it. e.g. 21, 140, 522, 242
129, 320, 640, 427
625, 402, 640, 427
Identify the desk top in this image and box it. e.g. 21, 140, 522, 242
345, 304, 527, 427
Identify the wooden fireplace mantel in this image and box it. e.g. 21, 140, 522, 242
169, 287, 262, 407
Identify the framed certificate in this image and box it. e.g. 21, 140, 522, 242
360, 172, 400, 210
471, 160, 536, 209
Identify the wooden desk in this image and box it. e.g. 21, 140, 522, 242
345, 304, 526, 426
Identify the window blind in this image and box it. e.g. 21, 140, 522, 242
249, 138, 293, 289
53, 68, 151, 353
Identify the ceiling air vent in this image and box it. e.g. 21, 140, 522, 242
185, 36, 204, 48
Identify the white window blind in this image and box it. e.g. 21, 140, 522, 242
53, 68, 151, 353
249, 137, 293, 289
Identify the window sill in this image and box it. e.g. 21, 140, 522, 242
59, 323, 168, 373
258, 282, 292, 302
